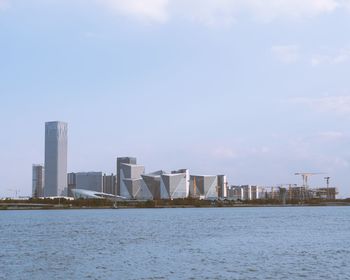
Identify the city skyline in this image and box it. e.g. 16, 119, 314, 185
1, 0, 350, 197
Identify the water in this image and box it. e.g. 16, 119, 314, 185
1, 207, 350, 280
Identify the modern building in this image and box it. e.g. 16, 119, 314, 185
227, 186, 242, 200
67, 172, 76, 197
75, 172, 103, 193
116, 157, 137, 195
160, 169, 189, 199
119, 162, 146, 199
71, 189, 126, 200
103, 173, 116, 195
189, 175, 218, 199
141, 170, 167, 200
44, 121, 68, 197
32, 164, 44, 198
217, 175, 227, 199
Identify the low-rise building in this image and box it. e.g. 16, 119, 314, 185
75, 172, 103, 193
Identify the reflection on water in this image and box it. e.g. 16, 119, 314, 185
1, 207, 350, 279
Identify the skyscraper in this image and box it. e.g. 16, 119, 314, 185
32, 164, 44, 198
44, 121, 68, 197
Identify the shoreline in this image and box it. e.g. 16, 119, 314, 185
1, 201, 350, 210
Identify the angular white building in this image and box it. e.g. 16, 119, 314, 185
116, 157, 137, 195
119, 162, 147, 199
44, 121, 68, 197
160, 169, 189, 199
189, 175, 218, 199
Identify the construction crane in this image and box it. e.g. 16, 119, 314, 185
294, 172, 325, 188
7, 188, 20, 199
324, 176, 330, 188
294, 172, 325, 201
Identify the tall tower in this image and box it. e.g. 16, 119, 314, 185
44, 121, 68, 197
32, 164, 44, 198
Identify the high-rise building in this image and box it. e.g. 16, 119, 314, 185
103, 173, 116, 195
44, 121, 68, 197
116, 157, 137, 195
217, 175, 228, 199
32, 164, 44, 198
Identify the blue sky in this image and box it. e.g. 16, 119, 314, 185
1, 0, 350, 197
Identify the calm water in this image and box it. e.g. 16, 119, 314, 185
1, 207, 350, 280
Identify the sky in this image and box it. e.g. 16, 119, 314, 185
1, 0, 350, 198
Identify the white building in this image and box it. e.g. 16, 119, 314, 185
44, 121, 68, 197
160, 169, 189, 199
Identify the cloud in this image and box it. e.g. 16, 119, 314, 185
290, 96, 350, 115
211, 147, 238, 159
311, 48, 350, 66
244, 0, 338, 21
100, 0, 169, 23
171, 0, 238, 27
99, 0, 341, 26
318, 131, 346, 141
271, 45, 300, 64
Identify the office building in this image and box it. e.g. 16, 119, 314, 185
142, 170, 167, 200
189, 175, 218, 199
116, 157, 137, 195
44, 121, 68, 197
67, 172, 76, 197
32, 164, 44, 198
119, 162, 146, 199
103, 173, 116, 195
75, 172, 103, 193
217, 175, 227, 199
160, 169, 189, 199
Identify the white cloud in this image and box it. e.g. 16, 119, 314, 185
99, 0, 342, 26
318, 131, 345, 141
311, 48, 350, 66
291, 96, 350, 115
212, 147, 237, 159
99, 0, 169, 23
271, 45, 300, 64
174, 0, 339, 26
171, 0, 238, 27
245, 0, 338, 21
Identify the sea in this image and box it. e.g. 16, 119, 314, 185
1, 207, 349, 280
